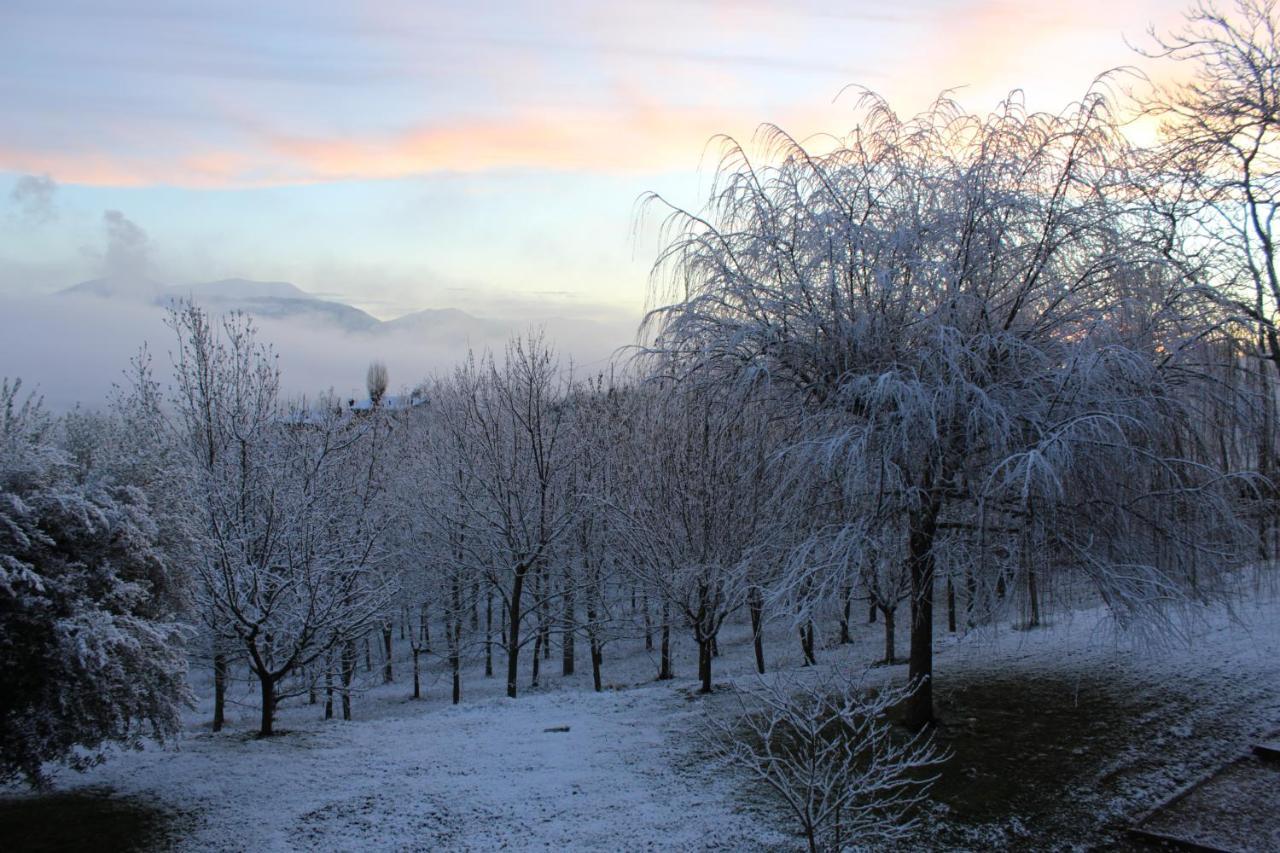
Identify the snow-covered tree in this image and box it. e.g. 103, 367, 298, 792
1139, 0, 1280, 556
615, 379, 777, 692
563, 372, 631, 690
418, 336, 575, 699
645, 91, 1255, 726
161, 304, 393, 735
0, 379, 189, 785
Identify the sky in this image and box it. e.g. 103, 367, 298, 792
0, 0, 1188, 405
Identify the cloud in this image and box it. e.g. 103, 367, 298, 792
99, 209, 152, 278
9, 174, 58, 223
0, 101, 840, 188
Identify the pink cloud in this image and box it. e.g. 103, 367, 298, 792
0, 102, 838, 188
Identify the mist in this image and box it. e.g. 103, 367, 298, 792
0, 292, 641, 411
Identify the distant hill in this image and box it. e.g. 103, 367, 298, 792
54, 276, 634, 349
60, 276, 381, 333
173, 278, 309, 301
58, 275, 166, 301
381, 307, 508, 343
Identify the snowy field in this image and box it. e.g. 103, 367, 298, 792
5, 584, 1280, 852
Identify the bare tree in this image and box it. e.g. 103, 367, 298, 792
419, 336, 575, 699
163, 304, 393, 735
565, 373, 631, 691
1139, 0, 1280, 555
615, 379, 776, 693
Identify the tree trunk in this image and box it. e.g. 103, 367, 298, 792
451, 624, 461, 705
585, 597, 603, 691
1259, 359, 1275, 561
420, 601, 430, 651
341, 639, 355, 721
800, 620, 816, 666
658, 602, 672, 681
905, 499, 941, 730
882, 606, 896, 665
748, 586, 765, 674
562, 574, 575, 676
212, 651, 227, 732
947, 575, 957, 634
412, 647, 421, 700
868, 597, 877, 623
1025, 565, 1041, 629
450, 579, 462, 702
539, 566, 551, 662
839, 587, 852, 644
590, 636, 603, 692
643, 588, 653, 651
485, 591, 494, 678
697, 636, 713, 694
324, 655, 334, 720
965, 568, 979, 628
382, 624, 393, 683
506, 564, 528, 698
258, 673, 276, 737
531, 625, 543, 688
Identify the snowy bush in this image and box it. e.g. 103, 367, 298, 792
0, 378, 189, 786
705, 672, 942, 853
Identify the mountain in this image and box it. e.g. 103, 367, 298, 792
202, 295, 382, 333
58, 275, 166, 301
53, 276, 635, 351
173, 278, 308, 301
163, 279, 381, 333
381, 307, 508, 342
60, 276, 381, 333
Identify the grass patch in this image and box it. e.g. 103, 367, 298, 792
917, 669, 1204, 850
0, 787, 185, 852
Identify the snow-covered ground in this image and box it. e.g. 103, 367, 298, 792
65, 685, 787, 851
8, 581, 1280, 851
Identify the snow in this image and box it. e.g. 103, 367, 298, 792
8, 582, 1280, 851
39, 683, 787, 851
1135, 755, 1280, 852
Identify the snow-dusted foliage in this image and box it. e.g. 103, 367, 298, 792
1141, 0, 1280, 370
644, 90, 1257, 727
0, 379, 189, 785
